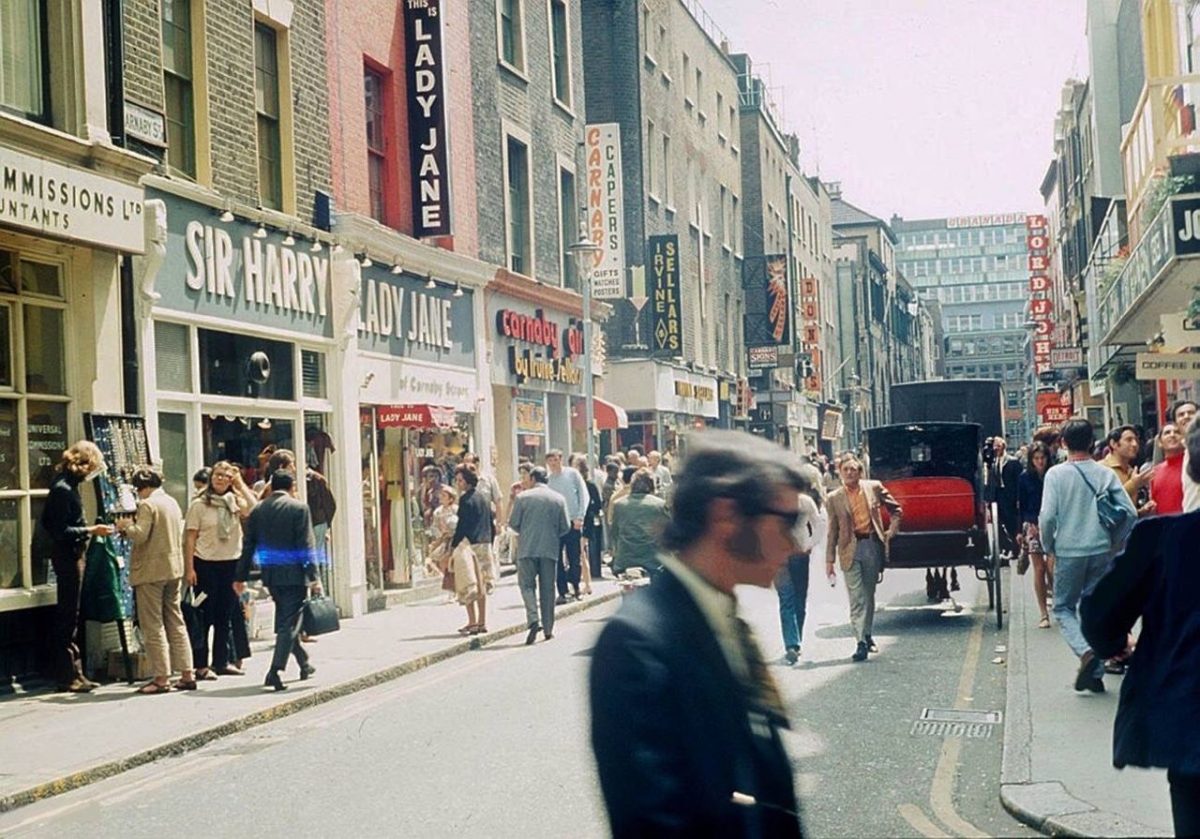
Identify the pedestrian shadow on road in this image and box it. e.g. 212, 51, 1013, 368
191, 684, 315, 699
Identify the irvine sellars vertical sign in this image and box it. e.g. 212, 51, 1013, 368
585, 124, 625, 299
403, 0, 452, 237
648, 235, 682, 357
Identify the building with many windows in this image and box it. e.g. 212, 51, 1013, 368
893, 215, 1035, 441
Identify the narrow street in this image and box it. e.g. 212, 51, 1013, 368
0, 566, 1033, 839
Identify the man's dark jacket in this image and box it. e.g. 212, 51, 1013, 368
237, 491, 318, 587
1082, 512, 1200, 775
590, 569, 802, 838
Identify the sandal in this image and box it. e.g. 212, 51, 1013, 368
457, 624, 477, 636
470, 625, 488, 635
173, 680, 198, 691
1037, 617, 1051, 629
195, 669, 219, 681
137, 681, 172, 695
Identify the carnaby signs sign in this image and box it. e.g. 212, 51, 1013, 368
585, 123, 625, 299
403, 0, 452, 237
151, 190, 332, 337
0, 144, 145, 253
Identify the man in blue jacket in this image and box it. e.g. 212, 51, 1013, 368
1039, 418, 1136, 693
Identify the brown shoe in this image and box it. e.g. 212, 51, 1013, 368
57, 678, 94, 694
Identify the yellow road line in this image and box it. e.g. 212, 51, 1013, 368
928, 591, 990, 838
898, 803, 951, 838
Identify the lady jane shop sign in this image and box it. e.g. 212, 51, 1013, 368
357, 265, 474, 367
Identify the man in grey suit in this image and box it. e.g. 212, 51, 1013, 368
238, 470, 322, 690
508, 466, 570, 645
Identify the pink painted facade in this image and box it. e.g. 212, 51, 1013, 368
324, 1, 477, 255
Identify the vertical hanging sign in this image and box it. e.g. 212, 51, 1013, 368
585, 123, 625, 299
1026, 214, 1052, 376
404, 0, 452, 237
648, 234, 682, 357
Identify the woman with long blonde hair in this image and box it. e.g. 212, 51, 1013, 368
42, 441, 114, 692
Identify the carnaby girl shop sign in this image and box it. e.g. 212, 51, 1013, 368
151, 190, 332, 337
357, 264, 474, 367
404, 0, 452, 237
490, 299, 585, 391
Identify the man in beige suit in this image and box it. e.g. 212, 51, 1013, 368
118, 468, 196, 693
825, 455, 903, 662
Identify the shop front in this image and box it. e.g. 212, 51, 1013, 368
0, 140, 151, 679
488, 291, 588, 488
605, 359, 719, 457
355, 262, 480, 591
137, 182, 352, 603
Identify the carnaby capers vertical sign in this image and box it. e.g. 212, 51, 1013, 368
404, 0, 452, 237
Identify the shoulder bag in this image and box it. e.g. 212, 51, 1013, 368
1072, 464, 1133, 538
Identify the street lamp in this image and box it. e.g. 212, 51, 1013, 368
566, 225, 602, 470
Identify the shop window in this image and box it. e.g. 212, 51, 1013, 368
301, 349, 325, 399
0, 497, 19, 588
23, 305, 65, 395
27, 399, 66, 490
0, 398, 16, 490
162, 0, 197, 178
157, 412, 189, 512
197, 328, 295, 401
0, 303, 11, 389
255, 23, 283, 210
20, 260, 60, 297
154, 320, 192, 392
0, 0, 49, 122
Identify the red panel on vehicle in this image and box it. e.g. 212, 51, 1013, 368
883, 477, 977, 532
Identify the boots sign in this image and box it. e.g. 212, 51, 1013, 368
404, 0, 452, 237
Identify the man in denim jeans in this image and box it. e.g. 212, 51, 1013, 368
1039, 418, 1136, 693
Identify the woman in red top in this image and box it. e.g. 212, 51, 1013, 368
1151, 423, 1186, 515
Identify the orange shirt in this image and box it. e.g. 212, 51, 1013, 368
848, 486, 871, 536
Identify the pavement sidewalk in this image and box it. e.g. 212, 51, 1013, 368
0, 572, 620, 814
1000, 568, 1173, 837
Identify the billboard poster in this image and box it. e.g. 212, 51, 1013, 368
1036, 390, 1071, 424
743, 255, 791, 369
585, 123, 625, 299
403, 0, 452, 237
648, 235, 682, 356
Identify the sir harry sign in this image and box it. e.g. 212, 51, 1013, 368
404, 0, 452, 237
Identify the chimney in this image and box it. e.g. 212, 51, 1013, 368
824, 181, 842, 200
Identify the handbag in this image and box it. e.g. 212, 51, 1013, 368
302, 594, 340, 636
1072, 464, 1134, 539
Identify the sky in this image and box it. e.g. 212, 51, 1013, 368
698, 0, 1089, 221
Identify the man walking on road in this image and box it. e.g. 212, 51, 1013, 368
1101, 425, 1154, 516
994, 438, 1023, 557
1038, 418, 1136, 693
590, 431, 807, 837
507, 467, 570, 644
237, 470, 321, 691
546, 449, 587, 603
825, 455, 903, 662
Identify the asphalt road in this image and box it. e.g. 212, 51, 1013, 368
0, 563, 1036, 838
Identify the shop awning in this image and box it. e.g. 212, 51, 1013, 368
593, 396, 629, 430
376, 404, 457, 429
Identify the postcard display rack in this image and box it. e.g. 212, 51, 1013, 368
83, 413, 151, 683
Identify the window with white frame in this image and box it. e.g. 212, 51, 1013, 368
499, 0, 525, 71
549, 0, 571, 107
162, 0, 197, 178
0, 249, 70, 592
558, 166, 578, 291
505, 134, 532, 275
254, 22, 284, 210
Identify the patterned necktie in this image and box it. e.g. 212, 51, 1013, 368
733, 617, 791, 729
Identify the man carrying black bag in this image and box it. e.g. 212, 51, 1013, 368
237, 470, 321, 691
